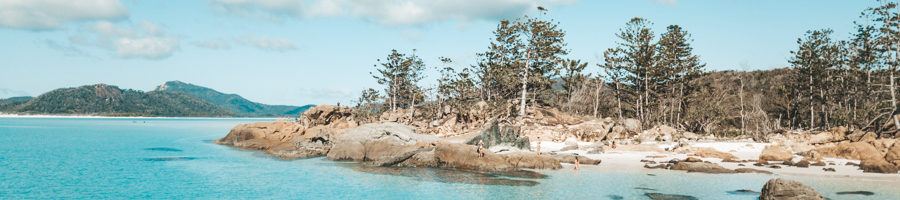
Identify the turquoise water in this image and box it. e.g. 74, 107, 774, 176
1, 118, 898, 199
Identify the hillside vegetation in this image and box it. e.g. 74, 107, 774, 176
154, 81, 312, 117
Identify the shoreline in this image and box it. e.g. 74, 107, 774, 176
530, 141, 900, 182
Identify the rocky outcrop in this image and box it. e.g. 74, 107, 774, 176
759, 178, 825, 200
759, 145, 793, 162
265, 125, 339, 159
859, 159, 899, 174
548, 154, 602, 165
885, 143, 900, 166
499, 152, 563, 169
465, 121, 530, 151
213, 121, 304, 150
326, 122, 442, 162
848, 131, 876, 143
694, 148, 739, 160
432, 143, 517, 171
809, 142, 883, 161
808, 126, 848, 144
299, 105, 354, 129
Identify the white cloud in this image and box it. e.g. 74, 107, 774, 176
44, 39, 91, 57
193, 39, 232, 50
233, 34, 297, 52
651, 0, 677, 7
0, 0, 129, 30
208, 0, 576, 26
72, 21, 180, 59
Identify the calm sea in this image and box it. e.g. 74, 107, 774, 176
1, 118, 897, 199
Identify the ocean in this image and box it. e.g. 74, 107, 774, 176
1, 118, 897, 199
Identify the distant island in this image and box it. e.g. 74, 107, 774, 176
0, 81, 313, 117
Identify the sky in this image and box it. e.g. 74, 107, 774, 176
0, 0, 877, 106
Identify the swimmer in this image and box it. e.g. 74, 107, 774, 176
574, 155, 580, 170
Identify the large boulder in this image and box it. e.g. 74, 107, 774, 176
623, 118, 642, 133
213, 121, 304, 150
499, 152, 562, 170
607, 125, 625, 141
465, 121, 530, 151
848, 131, 876, 143
886, 143, 900, 166
759, 178, 825, 200
265, 125, 339, 159
548, 154, 602, 165
810, 142, 884, 161
299, 105, 353, 128
432, 143, 517, 172
809, 126, 849, 144
694, 147, 739, 160
326, 122, 442, 162
759, 145, 793, 162
669, 162, 734, 173
859, 159, 899, 174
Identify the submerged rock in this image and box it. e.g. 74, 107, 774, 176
835, 191, 875, 196
645, 193, 698, 200
143, 147, 182, 152
759, 178, 825, 200
669, 162, 734, 173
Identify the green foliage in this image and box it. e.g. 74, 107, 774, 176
154, 81, 310, 117
3, 84, 236, 117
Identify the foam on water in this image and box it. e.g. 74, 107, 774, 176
1, 118, 898, 199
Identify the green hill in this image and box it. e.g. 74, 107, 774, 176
0, 84, 236, 117
153, 81, 313, 117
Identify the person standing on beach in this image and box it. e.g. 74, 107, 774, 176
477, 140, 485, 158
611, 141, 617, 149
536, 137, 541, 155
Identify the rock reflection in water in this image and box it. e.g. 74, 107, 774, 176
344, 164, 541, 186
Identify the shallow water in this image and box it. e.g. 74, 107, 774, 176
1, 118, 898, 199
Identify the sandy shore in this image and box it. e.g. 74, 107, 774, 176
529, 141, 900, 182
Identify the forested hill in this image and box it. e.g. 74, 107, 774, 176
153, 81, 313, 117
0, 84, 236, 117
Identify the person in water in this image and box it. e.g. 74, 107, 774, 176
477, 140, 485, 158
574, 155, 580, 170
535, 136, 541, 155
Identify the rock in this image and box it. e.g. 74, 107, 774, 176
782, 161, 794, 166
694, 147, 740, 160
265, 125, 339, 159
564, 137, 578, 146
299, 105, 353, 128
583, 142, 606, 154
738, 164, 745, 166
559, 144, 579, 151
499, 152, 562, 170
794, 160, 810, 168
823, 167, 836, 172
811, 162, 826, 166
753, 163, 765, 167
885, 143, 900, 166
836, 191, 875, 196
859, 159, 899, 174
645, 193, 698, 200
769, 165, 782, 169
759, 145, 793, 162
722, 157, 740, 162
757, 160, 770, 165
848, 131, 876, 143
623, 118, 641, 133
735, 168, 774, 174
432, 143, 517, 172
326, 122, 442, 162
845, 162, 859, 166
684, 157, 703, 162
644, 164, 667, 169
213, 121, 304, 150
465, 121, 530, 151
810, 142, 884, 161
682, 131, 698, 140
669, 162, 735, 173
810, 126, 849, 144
759, 178, 825, 200
548, 154, 601, 165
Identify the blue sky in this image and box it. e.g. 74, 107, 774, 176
0, 0, 875, 106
